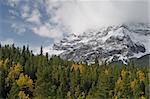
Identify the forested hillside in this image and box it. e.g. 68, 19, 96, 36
0, 44, 149, 99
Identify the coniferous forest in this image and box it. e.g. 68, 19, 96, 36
0, 44, 149, 99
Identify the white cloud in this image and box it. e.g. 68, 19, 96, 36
31, 45, 51, 55
8, 0, 149, 43
21, 5, 30, 18
32, 23, 63, 41
8, 9, 19, 17
26, 9, 41, 24
48, 0, 149, 35
11, 24, 26, 35
43, 45, 52, 54
5, 0, 149, 54
33, 45, 63, 55
7, 0, 20, 7
1, 38, 14, 45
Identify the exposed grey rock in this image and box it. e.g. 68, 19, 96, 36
52, 23, 150, 64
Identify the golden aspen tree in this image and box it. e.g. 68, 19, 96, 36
130, 79, 138, 91
114, 77, 122, 99
18, 91, 30, 99
121, 69, 127, 79
136, 70, 145, 82
71, 64, 85, 74
0, 60, 3, 70
16, 73, 33, 91
6, 63, 23, 87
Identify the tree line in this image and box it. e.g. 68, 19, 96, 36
0, 44, 149, 99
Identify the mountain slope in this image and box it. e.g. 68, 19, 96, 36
110, 54, 150, 66
51, 23, 150, 64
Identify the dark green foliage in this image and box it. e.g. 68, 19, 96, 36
7, 83, 19, 99
0, 44, 149, 99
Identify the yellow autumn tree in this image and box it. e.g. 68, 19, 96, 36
121, 69, 127, 79
130, 79, 138, 91
0, 58, 9, 71
16, 73, 33, 99
16, 73, 33, 91
140, 95, 146, 99
0, 59, 3, 70
71, 64, 85, 74
6, 63, 23, 86
18, 91, 30, 99
67, 91, 72, 99
114, 77, 122, 99
136, 70, 145, 82
104, 68, 109, 75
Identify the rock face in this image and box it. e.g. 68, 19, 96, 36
52, 23, 150, 64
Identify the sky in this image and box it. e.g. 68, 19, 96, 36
0, 0, 149, 53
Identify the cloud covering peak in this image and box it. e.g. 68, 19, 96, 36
5, 0, 150, 39
53, 0, 149, 35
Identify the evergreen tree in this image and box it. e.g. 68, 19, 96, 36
0, 44, 149, 99
40, 46, 43, 56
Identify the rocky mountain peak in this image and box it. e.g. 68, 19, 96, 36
51, 23, 150, 64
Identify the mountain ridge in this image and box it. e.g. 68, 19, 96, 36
50, 23, 150, 64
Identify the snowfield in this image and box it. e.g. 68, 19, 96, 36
50, 23, 150, 64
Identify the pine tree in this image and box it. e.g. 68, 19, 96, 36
40, 46, 43, 56
7, 82, 20, 99
95, 66, 113, 98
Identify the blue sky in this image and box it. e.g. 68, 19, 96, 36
0, 0, 149, 53
0, 0, 66, 53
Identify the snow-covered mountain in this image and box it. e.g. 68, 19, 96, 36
50, 23, 150, 64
